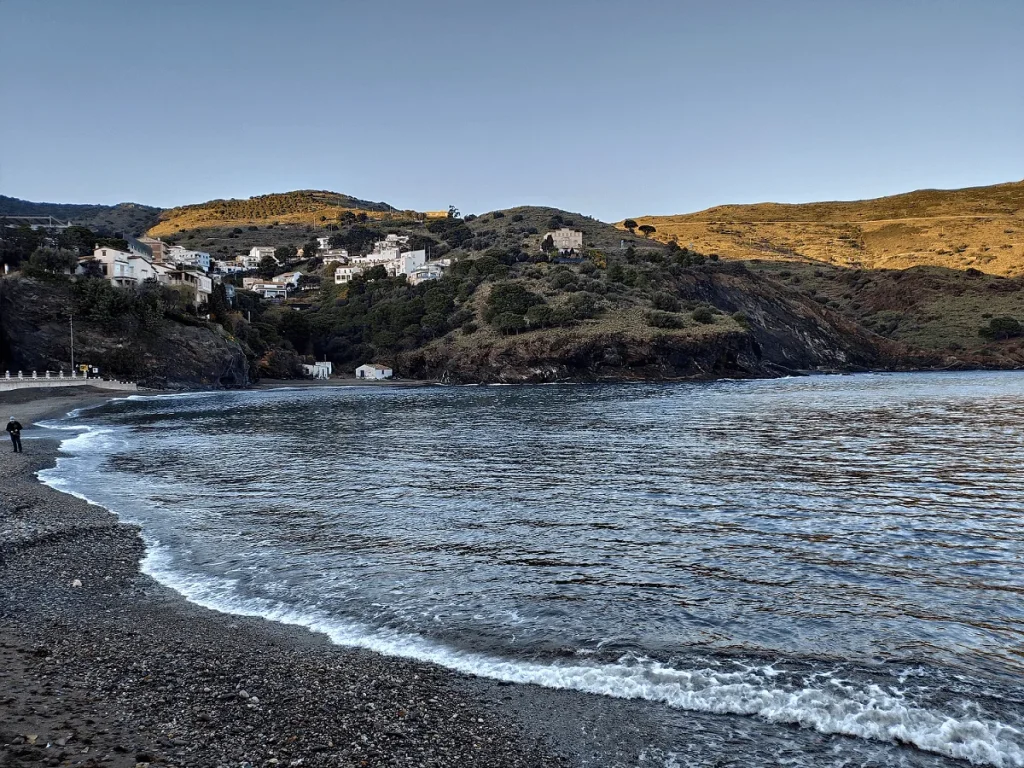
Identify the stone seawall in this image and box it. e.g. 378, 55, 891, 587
0, 378, 137, 393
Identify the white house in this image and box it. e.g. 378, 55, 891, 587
247, 282, 289, 300
301, 361, 332, 379
322, 249, 349, 265
90, 247, 136, 287
543, 228, 584, 254
272, 271, 303, 286
128, 255, 160, 283
391, 249, 427, 277
237, 246, 276, 270
407, 262, 445, 285
355, 363, 392, 380
167, 245, 211, 271
334, 265, 364, 284
214, 259, 244, 274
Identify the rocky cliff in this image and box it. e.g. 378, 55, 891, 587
0, 277, 252, 389
400, 265, 895, 384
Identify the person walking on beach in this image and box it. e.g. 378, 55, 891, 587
6, 417, 23, 453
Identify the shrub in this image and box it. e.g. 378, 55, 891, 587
562, 291, 602, 320
492, 211, 505, 219
646, 310, 685, 329
491, 312, 526, 334
980, 316, 1023, 340
511, 214, 524, 222
732, 311, 750, 328
691, 307, 715, 324
461, 321, 478, 334
548, 270, 574, 290
651, 292, 680, 312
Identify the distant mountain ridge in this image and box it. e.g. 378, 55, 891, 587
627, 180, 1024, 277
0, 194, 162, 236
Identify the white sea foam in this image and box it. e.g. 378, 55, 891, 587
137, 542, 1024, 768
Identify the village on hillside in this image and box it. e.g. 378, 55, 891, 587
1, 213, 589, 381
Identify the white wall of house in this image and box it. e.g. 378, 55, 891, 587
272, 271, 302, 286
334, 265, 364, 284
396, 249, 426, 276
92, 247, 135, 286
355, 364, 392, 380
544, 228, 584, 253
167, 246, 211, 271
322, 249, 349, 264
128, 256, 158, 282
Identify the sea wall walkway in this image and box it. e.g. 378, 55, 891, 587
0, 371, 137, 392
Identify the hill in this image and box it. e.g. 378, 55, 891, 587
147, 190, 412, 238
626, 180, 1024, 277
0, 195, 162, 236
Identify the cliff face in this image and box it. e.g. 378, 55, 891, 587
0, 277, 251, 389
400, 267, 893, 384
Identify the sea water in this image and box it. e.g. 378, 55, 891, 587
38, 373, 1024, 767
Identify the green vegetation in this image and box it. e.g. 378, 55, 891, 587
980, 316, 1022, 340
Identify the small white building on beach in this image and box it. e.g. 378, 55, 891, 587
355, 363, 393, 380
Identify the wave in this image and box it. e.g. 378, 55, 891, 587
138, 541, 1023, 767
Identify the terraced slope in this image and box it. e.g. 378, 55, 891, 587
148, 190, 419, 237
627, 180, 1024, 276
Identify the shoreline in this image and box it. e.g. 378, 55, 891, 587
0, 388, 571, 768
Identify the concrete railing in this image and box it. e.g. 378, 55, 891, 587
0, 370, 138, 392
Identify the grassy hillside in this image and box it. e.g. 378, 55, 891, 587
626, 180, 1024, 276
148, 190, 431, 237
0, 195, 161, 236
745, 260, 1024, 363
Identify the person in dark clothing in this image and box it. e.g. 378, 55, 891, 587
6, 417, 23, 453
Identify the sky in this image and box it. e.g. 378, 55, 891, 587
1, 0, 1022, 221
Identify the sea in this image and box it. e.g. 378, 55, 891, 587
37, 372, 1024, 767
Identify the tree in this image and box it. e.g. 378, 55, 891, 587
302, 239, 320, 259
208, 283, 231, 325
95, 236, 129, 251
623, 219, 638, 234
491, 312, 526, 334
22, 247, 77, 278
447, 205, 461, 219
257, 254, 278, 279
541, 234, 556, 253
0, 224, 46, 269
639, 224, 656, 238
483, 283, 544, 322
274, 245, 296, 262
58, 225, 98, 256
365, 264, 388, 281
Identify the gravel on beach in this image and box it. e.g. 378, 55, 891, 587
0, 390, 568, 768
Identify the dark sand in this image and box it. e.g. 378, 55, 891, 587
0, 388, 570, 768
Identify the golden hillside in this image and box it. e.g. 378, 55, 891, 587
148, 190, 441, 237
626, 180, 1024, 276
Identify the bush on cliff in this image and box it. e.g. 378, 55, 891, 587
980, 316, 1022, 340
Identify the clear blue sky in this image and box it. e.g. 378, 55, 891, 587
1, 0, 1021, 220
